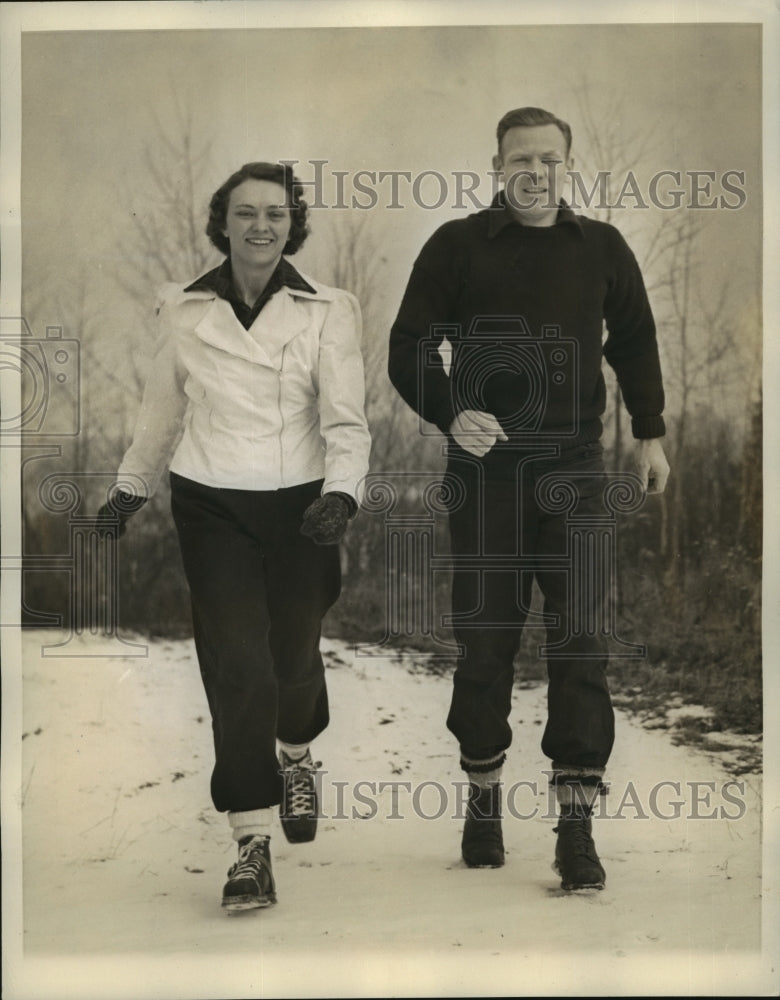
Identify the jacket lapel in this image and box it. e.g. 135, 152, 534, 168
193, 298, 276, 368
246, 288, 313, 363
191, 285, 323, 368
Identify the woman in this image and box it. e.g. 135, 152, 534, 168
100, 162, 371, 912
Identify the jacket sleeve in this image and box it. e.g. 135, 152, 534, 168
602, 227, 666, 439
317, 290, 371, 504
388, 223, 464, 434
116, 290, 189, 497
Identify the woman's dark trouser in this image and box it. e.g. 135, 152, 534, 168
170, 473, 341, 813
444, 446, 615, 771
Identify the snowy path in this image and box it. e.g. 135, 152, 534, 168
9, 631, 774, 997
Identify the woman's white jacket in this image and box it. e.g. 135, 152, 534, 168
118, 271, 371, 503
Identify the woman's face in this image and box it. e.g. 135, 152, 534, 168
222, 179, 293, 270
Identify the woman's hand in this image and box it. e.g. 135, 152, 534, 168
94, 492, 148, 539
300, 493, 355, 545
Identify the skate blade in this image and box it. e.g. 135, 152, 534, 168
222, 893, 277, 913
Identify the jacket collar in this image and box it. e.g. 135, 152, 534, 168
184, 257, 317, 299
171, 259, 338, 368
486, 191, 584, 239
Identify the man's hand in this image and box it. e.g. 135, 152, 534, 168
450, 410, 508, 457
635, 438, 670, 494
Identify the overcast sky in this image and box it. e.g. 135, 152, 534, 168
20, 22, 761, 306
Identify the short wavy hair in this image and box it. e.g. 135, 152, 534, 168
496, 107, 572, 158
206, 162, 310, 257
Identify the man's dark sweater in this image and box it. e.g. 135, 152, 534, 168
389, 195, 665, 475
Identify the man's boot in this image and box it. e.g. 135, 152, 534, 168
462, 782, 505, 868
553, 806, 606, 890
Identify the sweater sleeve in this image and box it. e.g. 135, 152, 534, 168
388, 223, 465, 434
116, 289, 189, 497
602, 227, 666, 439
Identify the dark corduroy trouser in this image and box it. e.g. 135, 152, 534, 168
444, 444, 615, 771
170, 472, 341, 812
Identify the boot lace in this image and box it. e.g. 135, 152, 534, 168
555, 817, 598, 861
281, 751, 321, 818
227, 836, 270, 883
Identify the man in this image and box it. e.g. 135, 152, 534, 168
388, 107, 669, 890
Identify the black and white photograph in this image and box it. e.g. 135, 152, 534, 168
1, 1, 778, 997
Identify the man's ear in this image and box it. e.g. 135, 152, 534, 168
492, 153, 503, 174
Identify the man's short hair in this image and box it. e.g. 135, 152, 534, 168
496, 107, 572, 157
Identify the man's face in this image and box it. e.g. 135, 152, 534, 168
493, 124, 572, 226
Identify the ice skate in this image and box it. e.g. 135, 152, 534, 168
279, 748, 321, 844
222, 834, 277, 912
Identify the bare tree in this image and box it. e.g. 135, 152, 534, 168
569, 82, 762, 654
572, 82, 667, 469
115, 92, 219, 311
306, 209, 433, 476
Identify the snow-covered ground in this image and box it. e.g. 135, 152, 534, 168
4, 630, 778, 998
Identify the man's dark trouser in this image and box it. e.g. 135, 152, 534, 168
444, 444, 615, 772
170, 473, 341, 813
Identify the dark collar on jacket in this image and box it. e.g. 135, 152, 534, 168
184, 257, 316, 298
486, 191, 584, 239
183, 258, 316, 330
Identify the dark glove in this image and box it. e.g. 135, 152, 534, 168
300, 492, 355, 545
94, 491, 148, 539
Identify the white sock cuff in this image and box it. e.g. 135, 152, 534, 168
551, 766, 607, 808
228, 807, 274, 842
278, 740, 311, 761
468, 767, 503, 789
460, 751, 505, 788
